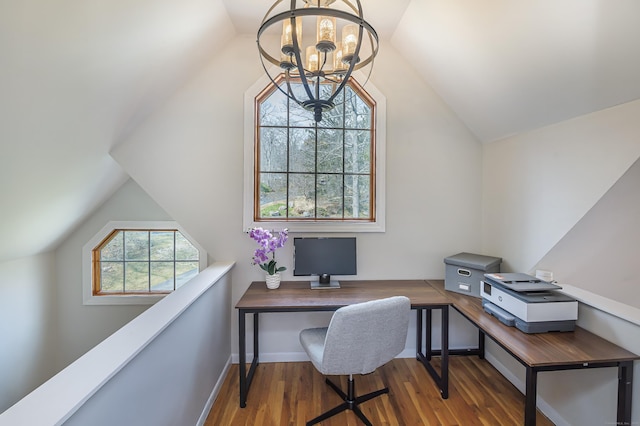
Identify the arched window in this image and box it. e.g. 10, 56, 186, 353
244, 74, 386, 233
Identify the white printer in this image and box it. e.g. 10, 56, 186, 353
481, 273, 577, 333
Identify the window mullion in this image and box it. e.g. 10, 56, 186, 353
314, 118, 318, 219
122, 231, 127, 293
173, 231, 177, 291
342, 96, 347, 219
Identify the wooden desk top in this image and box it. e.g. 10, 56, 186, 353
427, 280, 640, 367
236, 279, 451, 311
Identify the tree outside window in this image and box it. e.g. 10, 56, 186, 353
255, 76, 376, 223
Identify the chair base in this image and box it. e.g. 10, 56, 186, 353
306, 375, 389, 426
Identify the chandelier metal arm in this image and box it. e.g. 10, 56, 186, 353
256, 0, 378, 122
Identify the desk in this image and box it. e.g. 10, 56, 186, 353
236, 280, 452, 408
428, 280, 639, 426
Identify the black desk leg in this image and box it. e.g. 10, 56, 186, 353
426, 308, 433, 360
617, 361, 634, 426
524, 367, 538, 426
239, 311, 260, 408
415, 307, 449, 400
416, 309, 423, 359
441, 306, 449, 399
478, 329, 485, 360
238, 310, 246, 408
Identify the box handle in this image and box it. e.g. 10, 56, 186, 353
457, 268, 471, 277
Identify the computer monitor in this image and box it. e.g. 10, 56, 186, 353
293, 237, 357, 289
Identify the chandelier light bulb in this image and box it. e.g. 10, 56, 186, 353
333, 42, 347, 73
316, 16, 337, 52
281, 18, 302, 56
306, 46, 320, 73
341, 24, 360, 64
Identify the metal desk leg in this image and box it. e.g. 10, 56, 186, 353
441, 306, 449, 399
617, 361, 634, 426
238, 310, 247, 408
478, 329, 485, 360
416, 309, 423, 358
426, 308, 433, 361
524, 367, 538, 426
415, 307, 449, 400
239, 311, 260, 408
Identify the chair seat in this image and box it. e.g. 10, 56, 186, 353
299, 327, 328, 374
299, 296, 411, 426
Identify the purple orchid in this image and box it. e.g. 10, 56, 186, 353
249, 227, 288, 275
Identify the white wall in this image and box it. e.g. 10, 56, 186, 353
482, 100, 640, 425
53, 178, 173, 371
110, 36, 485, 358
482, 99, 640, 272
0, 253, 57, 412
534, 157, 640, 310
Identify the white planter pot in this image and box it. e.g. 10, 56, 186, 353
265, 273, 281, 289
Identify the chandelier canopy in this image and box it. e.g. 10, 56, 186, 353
257, 0, 378, 122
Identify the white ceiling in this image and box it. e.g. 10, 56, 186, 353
1, 0, 639, 261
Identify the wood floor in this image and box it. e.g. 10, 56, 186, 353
205, 356, 554, 425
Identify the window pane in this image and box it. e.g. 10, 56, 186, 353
259, 172, 287, 218
345, 130, 371, 173
125, 262, 149, 292
260, 127, 287, 172
176, 261, 199, 289
176, 232, 198, 261
289, 174, 315, 218
289, 128, 315, 173
345, 175, 370, 218
344, 86, 371, 129
317, 128, 343, 173
100, 262, 123, 292
317, 174, 343, 218
150, 231, 174, 261
318, 85, 344, 128
289, 84, 314, 127
260, 89, 288, 126
150, 262, 174, 291
125, 231, 148, 261
101, 232, 123, 261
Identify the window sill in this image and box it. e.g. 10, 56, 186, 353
244, 219, 385, 233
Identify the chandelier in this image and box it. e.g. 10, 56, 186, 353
257, 0, 378, 122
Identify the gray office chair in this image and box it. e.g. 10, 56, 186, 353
299, 296, 411, 426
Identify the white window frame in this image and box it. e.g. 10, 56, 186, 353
243, 69, 386, 233
82, 221, 207, 306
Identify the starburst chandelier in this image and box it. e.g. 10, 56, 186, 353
257, 0, 378, 122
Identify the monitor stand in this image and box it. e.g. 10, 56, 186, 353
310, 274, 341, 289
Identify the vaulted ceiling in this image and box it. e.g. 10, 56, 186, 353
2, 0, 639, 262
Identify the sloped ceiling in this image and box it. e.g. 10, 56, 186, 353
1, 0, 639, 261
0, 0, 234, 261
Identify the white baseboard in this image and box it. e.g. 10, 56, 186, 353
196, 356, 232, 426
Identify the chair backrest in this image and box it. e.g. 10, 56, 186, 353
321, 296, 411, 375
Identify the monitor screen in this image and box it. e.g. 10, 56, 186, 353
293, 237, 357, 288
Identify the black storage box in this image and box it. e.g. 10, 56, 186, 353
444, 252, 502, 298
